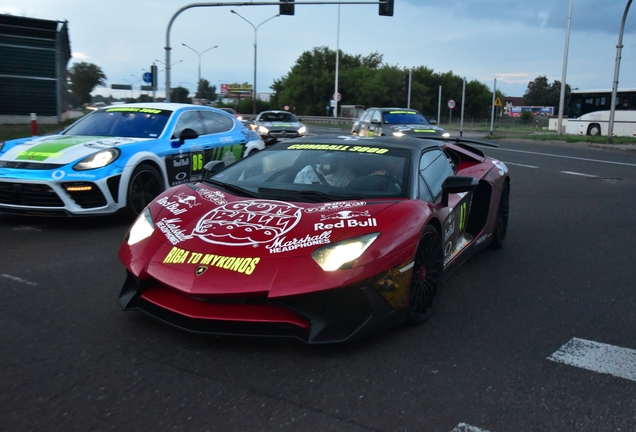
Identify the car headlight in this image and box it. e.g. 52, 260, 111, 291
298, 126, 306, 135
258, 125, 269, 134
126, 207, 155, 245
392, 131, 405, 137
73, 148, 120, 170
311, 233, 379, 271
442, 132, 450, 138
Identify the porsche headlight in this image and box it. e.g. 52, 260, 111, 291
73, 148, 120, 171
126, 208, 155, 245
258, 125, 269, 134
298, 126, 307, 135
442, 132, 450, 138
311, 233, 379, 271
392, 131, 405, 137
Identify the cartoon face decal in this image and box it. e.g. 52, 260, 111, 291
192, 199, 303, 246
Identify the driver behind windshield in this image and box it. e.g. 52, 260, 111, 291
294, 152, 354, 187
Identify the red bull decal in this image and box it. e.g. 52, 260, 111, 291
314, 211, 377, 230
193, 199, 302, 246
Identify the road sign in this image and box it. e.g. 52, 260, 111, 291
495, 97, 502, 107
143, 72, 152, 84
447, 99, 456, 109
333, 92, 342, 102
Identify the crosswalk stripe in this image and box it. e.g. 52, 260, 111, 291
548, 337, 636, 382
450, 423, 491, 432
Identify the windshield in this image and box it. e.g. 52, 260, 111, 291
383, 110, 430, 125
63, 107, 172, 138
209, 142, 411, 201
259, 112, 298, 122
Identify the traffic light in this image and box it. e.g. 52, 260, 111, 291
151, 65, 157, 89
280, 0, 294, 15
403, 73, 410, 95
379, 0, 394, 16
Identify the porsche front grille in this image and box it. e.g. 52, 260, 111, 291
0, 182, 64, 207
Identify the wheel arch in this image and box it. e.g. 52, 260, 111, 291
116, 152, 167, 206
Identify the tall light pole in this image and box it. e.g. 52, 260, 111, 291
609, 0, 633, 143
155, 59, 183, 100
182, 43, 218, 86
230, 10, 280, 114
557, 0, 573, 136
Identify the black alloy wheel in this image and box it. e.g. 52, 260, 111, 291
490, 181, 510, 249
407, 225, 443, 325
126, 164, 163, 217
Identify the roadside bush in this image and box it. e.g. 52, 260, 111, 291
520, 111, 534, 124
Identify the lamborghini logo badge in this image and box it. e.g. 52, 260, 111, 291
195, 266, 208, 276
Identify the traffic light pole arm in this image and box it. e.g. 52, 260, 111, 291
164, 1, 392, 102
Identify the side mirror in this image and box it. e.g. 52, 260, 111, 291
171, 128, 199, 148
441, 176, 478, 206
203, 160, 226, 179
429, 119, 437, 125
371, 119, 381, 125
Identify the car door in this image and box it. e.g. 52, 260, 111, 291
357, 110, 376, 136
418, 149, 472, 266
164, 110, 245, 186
366, 109, 383, 136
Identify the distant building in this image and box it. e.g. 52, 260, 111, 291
0, 14, 72, 124
503, 97, 525, 116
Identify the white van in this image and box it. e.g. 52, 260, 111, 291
565, 110, 636, 137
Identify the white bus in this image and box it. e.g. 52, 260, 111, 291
565, 110, 636, 137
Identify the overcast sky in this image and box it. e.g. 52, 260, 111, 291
3, 0, 636, 103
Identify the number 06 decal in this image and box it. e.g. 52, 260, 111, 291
192, 153, 203, 172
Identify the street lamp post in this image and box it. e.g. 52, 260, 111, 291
155, 59, 183, 100
182, 43, 218, 87
230, 10, 280, 114
608, 0, 633, 143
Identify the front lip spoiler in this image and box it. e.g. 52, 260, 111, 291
119, 271, 404, 344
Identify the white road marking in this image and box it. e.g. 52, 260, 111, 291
2, 274, 38, 286
561, 171, 597, 177
548, 338, 636, 382
502, 161, 539, 169
490, 147, 636, 167
451, 423, 491, 432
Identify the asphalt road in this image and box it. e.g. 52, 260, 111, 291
2, 133, 636, 432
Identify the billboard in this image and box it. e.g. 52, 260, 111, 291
509, 106, 554, 117
220, 83, 253, 95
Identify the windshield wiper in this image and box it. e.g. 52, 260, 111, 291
206, 179, 259, 198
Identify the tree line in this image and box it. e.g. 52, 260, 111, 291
68, 50, 572, 117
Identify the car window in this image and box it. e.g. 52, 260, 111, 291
172, 110, 203, 138
63, 108, 171, 138
419, 150, 454, 202
360, 111, 372, 123
260, 112, 296, 122
371, 110, 382, 123
383, 111, 429, 125
201, 111, 234, 135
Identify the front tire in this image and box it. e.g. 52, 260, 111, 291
126, 164, 163, 217
407, 225, 443, 325
587, 124, 601, 136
